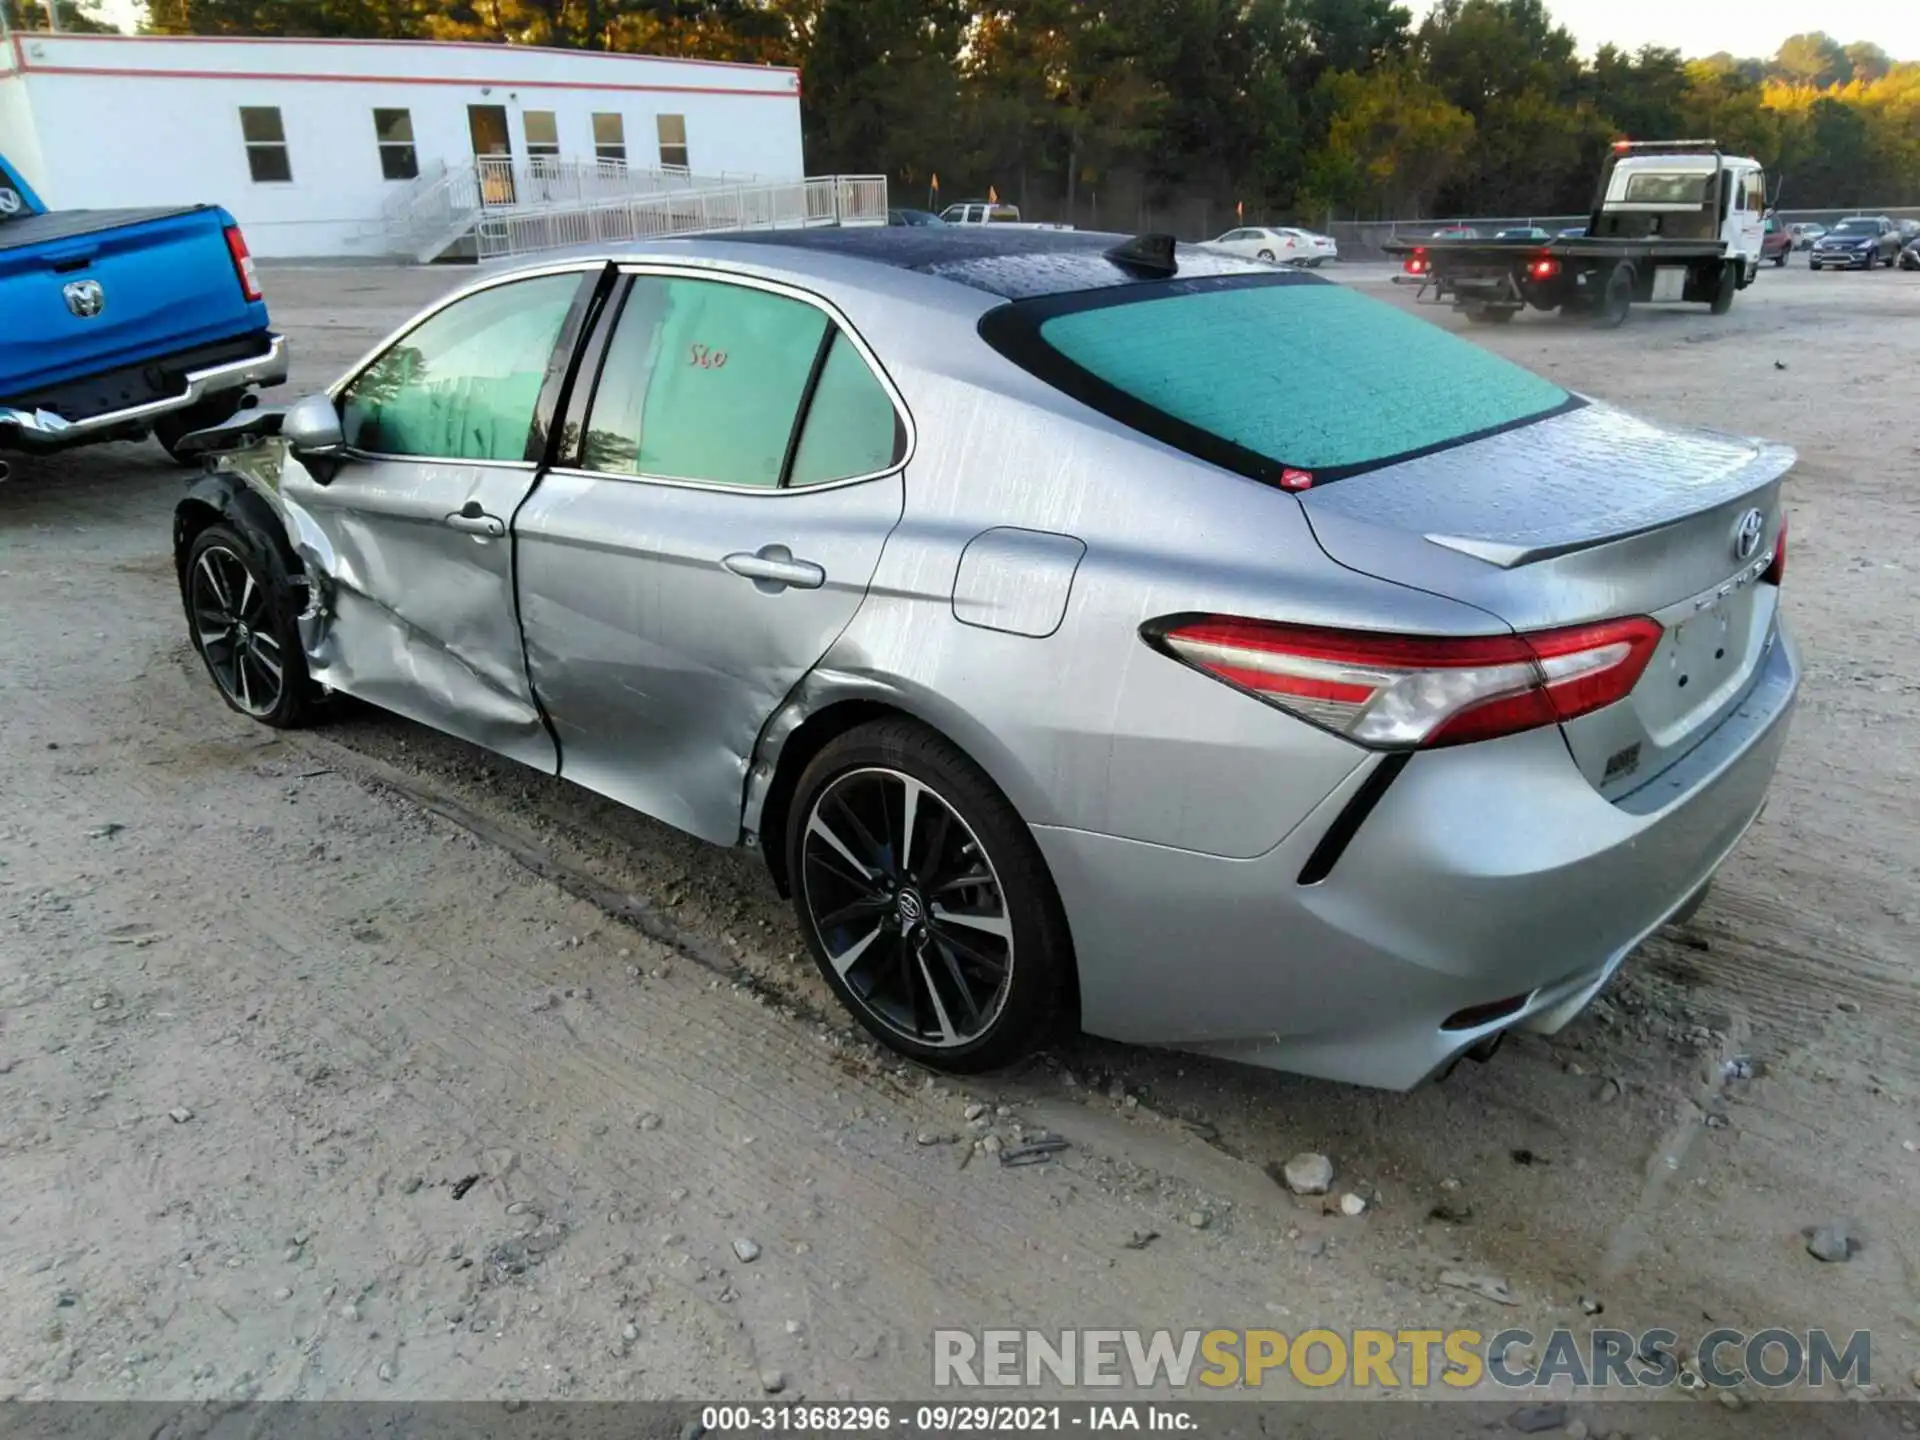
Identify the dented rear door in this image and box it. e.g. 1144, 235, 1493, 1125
513, 270, 908, 845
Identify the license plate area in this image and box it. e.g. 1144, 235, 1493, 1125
1639, 585, 1767, 747
1650, 266, 1688, 303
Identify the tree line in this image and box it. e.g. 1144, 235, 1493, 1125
39, 0, 1920, 227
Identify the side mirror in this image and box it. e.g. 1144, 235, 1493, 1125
283, 392, 346, 485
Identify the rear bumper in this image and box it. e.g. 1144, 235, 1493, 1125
1037, 624, 1800, 1090
0, 332, 288, 453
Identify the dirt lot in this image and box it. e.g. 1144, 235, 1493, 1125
2, 257, 1917, 1423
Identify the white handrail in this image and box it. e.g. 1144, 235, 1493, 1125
471, 174, 891, 261
382, 157, 782, 261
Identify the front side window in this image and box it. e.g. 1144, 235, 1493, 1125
524, 110, 560, 159
373, 108, 418, 181
657, 113, 689, 169
581, 277, 902, 488
339, 273, 582, 462
593, 113, 626, 167
240, 107, 291, 184
984, 275, 1572, 481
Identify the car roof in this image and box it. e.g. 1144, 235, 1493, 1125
661, 226, 1275, 300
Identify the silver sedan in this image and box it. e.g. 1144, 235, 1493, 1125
173, 229, 1799, 1088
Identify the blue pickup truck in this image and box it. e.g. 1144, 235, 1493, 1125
0, 150, 287, 463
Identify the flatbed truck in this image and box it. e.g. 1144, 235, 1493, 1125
1384, 140, 1770, 327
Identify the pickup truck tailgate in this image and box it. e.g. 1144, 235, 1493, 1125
0, 204, 268, 402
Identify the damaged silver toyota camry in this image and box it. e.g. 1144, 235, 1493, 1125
172, 229, 1798, 1088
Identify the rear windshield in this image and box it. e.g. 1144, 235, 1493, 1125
982, 275, 1573, 482
1620, 172, 1710, 205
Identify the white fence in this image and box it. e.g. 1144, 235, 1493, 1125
472, 175, 890, 260
382, 157, 776, 263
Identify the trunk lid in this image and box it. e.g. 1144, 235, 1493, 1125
1298, 401, 1791, 800
0, 206, 263, 402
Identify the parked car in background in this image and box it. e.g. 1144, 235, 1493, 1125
1809, 216, 1902, 270
1432, 226, 1482, 238
1897, 218, 1920, 243
1206, 226, 1307, 263
0, 148, 286, 463
888, 209, 946, 227
1761, 216, 1793, 267
1275, 226, 1338, 266
937, 201, 1071, 231
939, 201, 1023, 225
1900, 235, 1920, 271
1787, 222, 1826, 249
170, 228, 1799, 1090
1494, 227, 1552, 241
1558, 226, 1589, 238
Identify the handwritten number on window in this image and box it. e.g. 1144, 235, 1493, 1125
689, 344, 729, 370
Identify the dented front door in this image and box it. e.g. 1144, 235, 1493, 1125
287, 455, 555, 770
282, 269, 593, 773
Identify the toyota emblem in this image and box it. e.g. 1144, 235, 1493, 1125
1732, 508, 1764, 563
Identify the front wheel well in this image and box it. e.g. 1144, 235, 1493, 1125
173, 478, 304, 599
172, 496, 228, 592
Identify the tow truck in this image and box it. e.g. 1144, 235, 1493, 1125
1386, 140, 1770, 327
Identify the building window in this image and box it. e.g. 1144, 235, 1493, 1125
524, 110, 560, 160
656, 114, 688, 170
592, 113, 626, 168
373, 108, 419, 182
240, 106, 291, 184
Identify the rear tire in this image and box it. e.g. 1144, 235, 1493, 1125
1594, 264, 1634, 328
1710, 261, 1737, 315
154, 393, 244, 466
786, 718, 1073, 1073
1257, 248, 1275, 261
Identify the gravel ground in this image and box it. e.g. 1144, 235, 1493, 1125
1, 256, 1917, 1420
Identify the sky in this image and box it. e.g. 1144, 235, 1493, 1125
1414, 0, 1918, 62
59, 0, 1920, 63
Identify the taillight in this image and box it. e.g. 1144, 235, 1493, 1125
1149, 614, 1664, 750
1404, 247, 1430, 275
1764, 514, 1787, 585
1528, 255, 1560, 279
224, 224, 264, 303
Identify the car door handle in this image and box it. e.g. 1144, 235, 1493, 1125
445, 501, 506, 538
723, 545, 826, 591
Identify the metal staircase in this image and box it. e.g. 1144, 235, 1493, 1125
382, 158, 887, 264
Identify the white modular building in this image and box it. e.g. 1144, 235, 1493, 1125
0, 30, 806, 258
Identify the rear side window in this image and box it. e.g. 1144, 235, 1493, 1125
788, 332, 901, 486
580, 276, 903, 488
988, 276, 1571, 482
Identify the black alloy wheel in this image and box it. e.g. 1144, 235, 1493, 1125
183, 523, 321, 729
787, 719, 1071, 1071
801, 765, 1013, 1049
